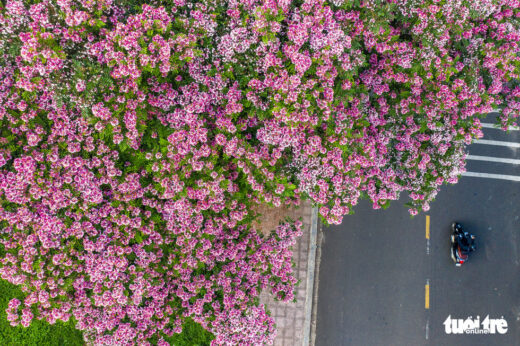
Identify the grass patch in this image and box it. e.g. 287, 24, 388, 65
164, 318, 214, 346
0, 279, 84, 345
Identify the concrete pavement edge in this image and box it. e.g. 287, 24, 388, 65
302, 206, 318, 346
309, 218, 323, 346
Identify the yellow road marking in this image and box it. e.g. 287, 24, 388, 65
425, 215, 430, 240
425, 283, 430, 309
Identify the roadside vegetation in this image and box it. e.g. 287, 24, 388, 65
0, 0, 518, 344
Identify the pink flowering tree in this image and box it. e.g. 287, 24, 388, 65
0, 0, 519, 344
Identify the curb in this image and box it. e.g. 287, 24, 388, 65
309, 220, 323, 346
302, 207, 318, 346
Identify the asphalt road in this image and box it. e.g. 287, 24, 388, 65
315, 115, 520, 346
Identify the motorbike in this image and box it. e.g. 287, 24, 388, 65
450, 222, 476, 267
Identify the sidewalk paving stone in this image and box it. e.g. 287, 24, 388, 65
255, 199, 313, 346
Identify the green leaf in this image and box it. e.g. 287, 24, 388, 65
119, 140, 129, 152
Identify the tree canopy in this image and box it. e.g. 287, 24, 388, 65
0, 0, 519, 344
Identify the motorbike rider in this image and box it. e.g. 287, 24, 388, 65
451, 222, 477, 266
454, 228, 476, 253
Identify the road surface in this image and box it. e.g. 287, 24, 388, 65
315, 112, 520, 346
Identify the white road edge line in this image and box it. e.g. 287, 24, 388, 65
462, 171, 520, 182
481, 123, 520, 131
426, 318, 429, 340
466, 155, 520, 165
473, 139, 520, 148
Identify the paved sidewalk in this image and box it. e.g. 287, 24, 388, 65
257, 200, 316, 346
